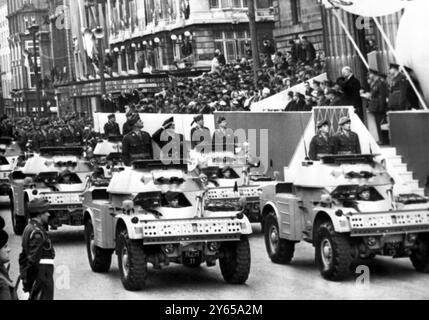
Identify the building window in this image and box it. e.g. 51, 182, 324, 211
214, 30, 251, 63
209, 0, 219, 9
24, 40, 39, 88
291, 0, 301, 25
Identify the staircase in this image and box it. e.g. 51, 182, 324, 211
380, 146, 425, 196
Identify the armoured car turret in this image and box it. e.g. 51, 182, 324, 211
260, 154, 429, 281
82, 160, 252, 291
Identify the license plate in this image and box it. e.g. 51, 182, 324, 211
184, 251, 201, 259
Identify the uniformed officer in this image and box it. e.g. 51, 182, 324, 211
122, 111, 135, 136
122, 114, 153, 166
212, 117, 237, 153
61, 116, 82, 145
104, 114, 121, 137
309, 119, 332, 161
190, 114, 211, 150
19, 198, 55, 300
387, 63, 408, 111
152, 117, 186, 160
331, 117, 361, 155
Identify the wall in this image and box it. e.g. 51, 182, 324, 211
273, 0, 323, 51
389, 111, 429, 192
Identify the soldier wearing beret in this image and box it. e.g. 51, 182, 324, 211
165, 191, 181, 208
122, 114, 153, 166
152, 117, 186, 160
104, 114, 121, 138
19, 198, 55, 300
190, 115, 211, 150
309, 119, 332, 161
331, 117, 361, 155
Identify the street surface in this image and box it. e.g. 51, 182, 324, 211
1, 203, 428, 300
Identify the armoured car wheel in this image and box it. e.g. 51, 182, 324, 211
219, 236, 251, 284
316, 222, 353, 281
85, 219, 113, 273
117, 228, 147, 291
264, 213, 295, 264
410, 234, 429, 273
11, 193, 27, 236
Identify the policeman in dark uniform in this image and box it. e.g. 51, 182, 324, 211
152, 117, 186, 160
122, 114, 153, 166
104, 114, 121, 137
331, 117, 361, 155
309, 119, 332, 161
190, 114, 211, 150
19, 198, 55, 300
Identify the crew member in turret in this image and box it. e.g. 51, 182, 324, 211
309, 119, 332, 160
122, 114, 153, 166
331, 117, 361, 155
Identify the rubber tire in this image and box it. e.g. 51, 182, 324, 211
85, 219, 113, 273
264, 213, 295, 264
11, 193, 27, 236
219, 236, 251, 284
316, 221, 353, 281
117, 229, 147, 291
410, 234, 429, 273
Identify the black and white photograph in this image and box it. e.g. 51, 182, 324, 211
0, 0, 428, 307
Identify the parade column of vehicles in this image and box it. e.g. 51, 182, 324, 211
260, 154, 429, 281
82, 160, 252, 291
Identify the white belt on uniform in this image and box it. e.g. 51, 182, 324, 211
39, 259, 54, 265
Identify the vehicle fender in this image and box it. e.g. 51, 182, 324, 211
114, 214, 141, 240
313, 208, 352, 234
261, 200, 281, 223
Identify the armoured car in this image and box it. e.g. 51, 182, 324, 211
82, 160, 252, 291
9, 146, 93, 235
260, 154, 429, 281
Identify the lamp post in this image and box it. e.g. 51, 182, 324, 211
28, 23, 42, 117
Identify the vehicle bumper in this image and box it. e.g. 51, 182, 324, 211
48, 204, 84, 227
132, 217, 251, 245
348, 209, 429, 237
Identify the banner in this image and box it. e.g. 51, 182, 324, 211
396, 0, 429, 103
250, 73, 327, 112
322, 0, 406, 17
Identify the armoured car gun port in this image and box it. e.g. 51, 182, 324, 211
82, 159, 253, 291
260, 154, 429, 281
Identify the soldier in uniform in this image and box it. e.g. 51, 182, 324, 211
309, 119, 332, 161
331, 117, 361, 155
212, 117, 237, 153
122, 114, 153, 166
122, 111, 135, 136
152, 117, 186, 160
19, 198, 55, 300
61, 116, 83, 145
190, 114, 211, 150
104, 114, 121, 138
387, 63, 408, 111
